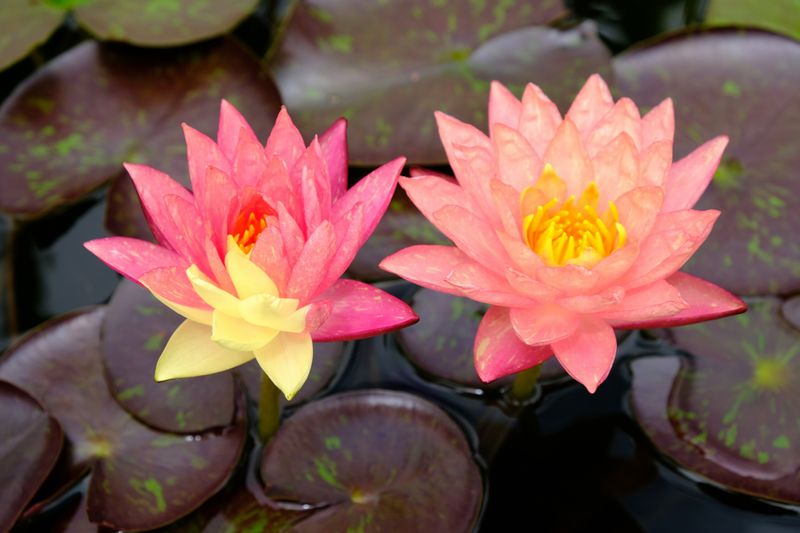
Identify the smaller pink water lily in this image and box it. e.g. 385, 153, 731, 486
381, 75, 746, 393
86, 102, 417, 399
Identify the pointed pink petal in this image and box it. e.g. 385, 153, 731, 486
496, 231, 544, 278
276, 201, 305, 266
590, 133, 638, 202
250, 220, 291, 294
641, 98, 674, 148
558, 286, 625, 314
380, 245, 468, 296
291, 138, 331, 234
320, 202, 364, 291
492, 123, 542, 192
332, 157, 405, 248
616, 186, 664, 243
163, 193, 208, 270
196, 166, 236, 257
565, 74, 614, 133
139, 266, 209, 309
552, 316, 617, 393
638, 140, 672, 188
123, 163, 193, 249
662, 136, 728, 212
625, 209, 720, 289
310, 279, 418, 341
259, 156, 300, 221
232, 125, 270, 190
504, 267, 559, 300
265, 106, 306, 171
510, 304, 580, 346
182, 124, 231, 201
488, 81, 522, 129
433, 205, 510, 274
490, 179, 522, 238
84, 237, 186, 282
286, 220, 335, 304
597, 280, 688, 324
593, 241, 641, 288
613, 272, 746, 329
319, 118, 348, 200
474, 306, 552, 382
446, 262, 536, 307
518, 82, 562, 156
584, 97, 642, 157
543, 118, 593, 195
399, 174, 480, 226
217, 99, 259, 161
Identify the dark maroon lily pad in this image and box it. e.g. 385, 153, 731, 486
102, 279, 236, 433
202, 486, 306, 532
614, 30, 800, 296
0, 308, 248, 530
348, 187, 450, 281
0, 38, 281, 221
260, 389, 484, 531
632, 297, 800, 504
704, 0, 800, 41
0, 380, 63, 532
0, 0, 64, 70
73, 0, 259, 46
781, 294, 800, 332
270, 0, 613, 164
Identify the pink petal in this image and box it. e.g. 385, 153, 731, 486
590, 133, 638, 202
259, 156, 300, 221
596, 280, 688, 324
565, 74, 614, 133
613, 272, 745, 329
231, 125, 270, 190
490, 179, 522, 238
123, 163, 193, 249
286, 220, 335, 304
409, 166, 454, 180
319, 202, 364, 291
616, 186, 664, 243
250, 220, 291, 294
196, 166, 236, 257
504, 267, 559, 300
536, 263, 599, 296
399, 174, 480, 226
319, 118, 348, 200
446, 262, 536, 308
662, 136, 729, 212
552, 316, 617, 393
291, 138, 331, 234
492, 123, 542, 192
310, 279, 418, 341
163, 194, 209, 271
276, 201, 305, 266
624, 209, 720, 289
496, 231, 545, 278
518, 82, 562, 156
638, 140, 672, 188
380, 245, 468, 296
433, 205, 510, 274
474, 306, 552, 382
584, 97, 642, 157
593, 241, 641, 289
139, 266, 209, 309
84, 237, 186, 282
509, 304, 579, 346
641, 98, 674, 148
543, 118, 594, 195
558, 286, 625, 314
332, 157, 405, 248
182, 124, 231, 201
265, 106, 306, 171
217, 99, 259, 161
488, 81, 522, 129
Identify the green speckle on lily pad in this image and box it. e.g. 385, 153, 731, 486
260, 390, 484, 531
632, 297, 800, 504
614, 29, 800, 296
0, 0, 65, 71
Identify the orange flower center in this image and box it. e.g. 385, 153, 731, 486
230, 196, 275, 254
520, 164, 627, 267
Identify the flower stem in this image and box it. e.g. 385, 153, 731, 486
258, 372, 281, 443
510, 364, 542, 401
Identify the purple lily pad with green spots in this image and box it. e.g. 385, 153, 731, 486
270, 0, 613, 165
72, 0, 259, 46
0, 308, 248, 530
260, 389, 484, 531
201, 485, 307, 532
632, 297, 800, 504
0, 380, 63, 532
614, 29, 800, 296
0, 38, 281, 221
704, 0, 800, 41
0, 0, 64, 71
102, 279, 236, 433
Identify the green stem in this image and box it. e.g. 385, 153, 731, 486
258, 372, 281, 443
510, 364, 542, 401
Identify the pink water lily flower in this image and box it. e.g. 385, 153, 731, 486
381, 75, 746, 393
86, 102, 417, 399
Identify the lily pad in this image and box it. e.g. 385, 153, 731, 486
704, 0, 800, 41
73, 0, 259, 46
0, 308, 248, 530
202, 486, 306, 532
0, 380, 63, 532
0, 0, 64, 71
102, 279, 236, 433
614, 30, 800, 296
270, 1, 614, 164
348, 188, 450, 281
0, 38, 281, 221
631, 297, 800, 504
260, 389, 484, 531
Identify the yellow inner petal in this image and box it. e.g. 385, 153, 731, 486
521, 165, 627, 267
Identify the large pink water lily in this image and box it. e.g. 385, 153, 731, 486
381, 75, 746, 393
86, 102, 417, 399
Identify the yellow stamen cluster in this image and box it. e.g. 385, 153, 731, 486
521, 167, 627, 267
232, 211, 268, 254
